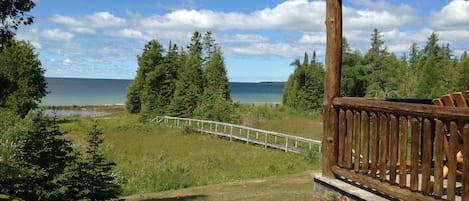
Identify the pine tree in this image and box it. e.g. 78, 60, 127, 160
283, 51, 324, 111
456, 51, 469, 91
169, 32, 204, 117
194, 48, 232, 121
341, 37, 367, 97
126, 40, 165, 113
140, 42, 179, 121
4, 112, 77, 200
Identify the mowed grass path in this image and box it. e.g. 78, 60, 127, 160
58, 107, 322, 196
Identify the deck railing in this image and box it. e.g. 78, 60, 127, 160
331, 97, 469, 201
154, 116, 322, 155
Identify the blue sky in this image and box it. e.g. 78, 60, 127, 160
16, 0, 469, 82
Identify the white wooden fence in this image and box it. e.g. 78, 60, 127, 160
153, 116, 322, 155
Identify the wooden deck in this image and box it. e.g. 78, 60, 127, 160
153, 116, 322, 155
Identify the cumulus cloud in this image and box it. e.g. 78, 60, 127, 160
51, 12, 126, 35
41, 29, 74, 41
430, 0, 469, 31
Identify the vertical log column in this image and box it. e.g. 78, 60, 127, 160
322, 0, 342, 177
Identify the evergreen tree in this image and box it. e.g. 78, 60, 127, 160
415, 33, 445, 98
2, 112, 77, 200
456, 51, 469, 91
283, 51, 324, 111
202, 31, 216, 65
340, 37, 367, 97
140, 42, 179, 120
60, 121, 121, 200
194, 48, 232, 121
169, 32, 204, 117
0, 39, 46, 117
126, 40, 165, 113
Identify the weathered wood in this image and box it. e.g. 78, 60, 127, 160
447, 122, 458, 200
322, 0, 342, 178
442, 94, 455, 107
379, 114, 389, 181
399, 116, 408, 188
338, 110, 346, 167
463, 124, 469, 201
332, 97, 469, 121
362, 112, 370, 173
410, 118, 420, 192
389, 114, 398, 184
331, 166, 440, 201
371, 112, 380, 177
345, 110, 353, 169
354, 111, 361, 172
421, 118, 432, 195
433, 120, 444, 198
453, 92, 468, 108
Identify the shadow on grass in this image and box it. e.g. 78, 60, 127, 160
140, 194, 208, 201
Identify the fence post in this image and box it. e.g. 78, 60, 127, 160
230, 125, 233, 141
201, 122, 204, 134
264, 133, 268, 148
285, 137, 289, 152
247, 130, 250, 144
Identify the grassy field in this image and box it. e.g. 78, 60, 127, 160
54, 105, 323, 197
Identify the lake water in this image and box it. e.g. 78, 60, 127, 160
41, 78, 285, 106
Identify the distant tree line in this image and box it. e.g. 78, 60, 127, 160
284, 28, 469, 111
0, 2, 122, 200
126, 31, 233, 122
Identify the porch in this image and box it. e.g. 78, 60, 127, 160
316, 1, 469, 200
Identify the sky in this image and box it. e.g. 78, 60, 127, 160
15, 0, 469, 82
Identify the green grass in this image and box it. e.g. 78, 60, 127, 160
57, 105, 323, 196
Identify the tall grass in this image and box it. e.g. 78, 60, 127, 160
58, 106, 322, 196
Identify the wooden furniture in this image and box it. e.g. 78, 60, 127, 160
432, 91, 469, 178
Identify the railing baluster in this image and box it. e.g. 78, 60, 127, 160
362, 112, 370, 173
389, 114, 398, 184
433, 119, 444, 198
399, 116, 408, 188
344, 110, 354, 169
354, 111, 361, 173
371, 112, 380, 177
421, 118, 432, 195
338, 110, 346, 167
410, 118, 420, 192
379, 114, 389, 182
447, 121, 458, 200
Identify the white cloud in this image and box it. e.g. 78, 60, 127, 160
430, 0, 469, 30
41, 29, 74, 41
105, 28, 149, 41
85, 12, 127, 28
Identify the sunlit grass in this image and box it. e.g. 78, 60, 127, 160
58, 105, 322, 196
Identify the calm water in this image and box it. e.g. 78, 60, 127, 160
41, 78, 284, 106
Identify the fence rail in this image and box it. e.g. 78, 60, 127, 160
153, 116, 322, 155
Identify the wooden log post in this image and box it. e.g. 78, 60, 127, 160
322, 0, 342, 177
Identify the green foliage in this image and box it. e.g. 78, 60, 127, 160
341, 38, 367, 97
0, 0, 35, 48
127, 32, 231, 122
283, 51, 324, 111
0, 111, 121, 200
126, 40, 165, 114
194, 48, 233, 122
139, 43, 179, 121
0, 112, 76, 200
0, 39, 46, 117
60, 121, 121, 200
